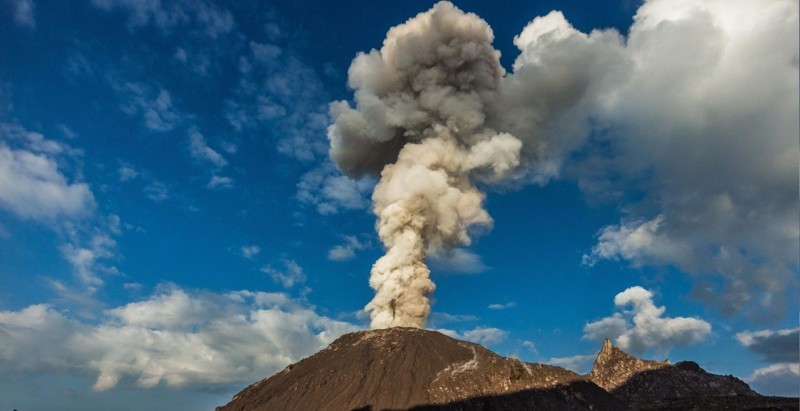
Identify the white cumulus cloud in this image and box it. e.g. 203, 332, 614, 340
0, 286, 359, 392
522, 0, 800, 319
583, 286, 711, 355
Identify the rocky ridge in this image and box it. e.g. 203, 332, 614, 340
588, 338, 759, 408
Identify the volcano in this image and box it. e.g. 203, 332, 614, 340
216, 328, 797, 410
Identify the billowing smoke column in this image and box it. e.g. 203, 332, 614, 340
329, 0, 799, 327
328, 2, 522, 329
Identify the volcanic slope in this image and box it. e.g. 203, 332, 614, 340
216, 327, 622, 410
217, 327, 797, 411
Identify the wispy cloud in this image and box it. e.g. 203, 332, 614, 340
327, 235, 369, 262
187, 128, 227, 168
206, 175, 233, 189
0, 123, 95, 223
487, 301, 516, 310
297, 162, 374, 215
428, 312, 479, 328
0, 123, 125, 297
143, 180, 170, 202
225, 41, 330, 161
428, 248, 488, 275
522, 340, 538, 355
8, 0, 35, 28
110, 80, 182, 132
117, 161, 139, 182
261, 259, 306, 288
172, 47, 212, 78
240, 245, 261, 260
90, 0, 234, 38
63, 51, 95, 78
185, 128, 234, 190
60, 233, 118, 292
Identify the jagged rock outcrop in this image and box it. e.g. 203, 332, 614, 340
589, 339, 670, 391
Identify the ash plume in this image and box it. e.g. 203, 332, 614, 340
329, 0, 799, 327
328, 2, 522, 328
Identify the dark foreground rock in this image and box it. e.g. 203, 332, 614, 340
217, 328, 798, 411
638, 396, 799, 410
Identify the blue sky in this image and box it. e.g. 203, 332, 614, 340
0, 0, 798, 409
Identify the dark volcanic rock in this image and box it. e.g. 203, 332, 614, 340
216, 327, 623, 411
588, 339, 759, 408
588, 340, 759, 409
638, 396, 799, 410
611, 363, 758, 407
406, 380, 625, 411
